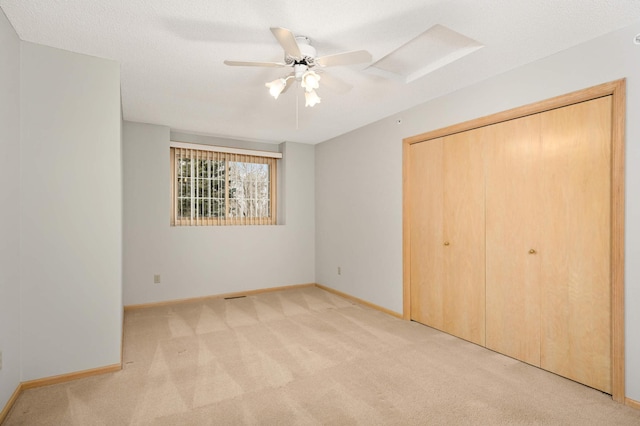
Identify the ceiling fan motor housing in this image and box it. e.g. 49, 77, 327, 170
285, 36, 317, 67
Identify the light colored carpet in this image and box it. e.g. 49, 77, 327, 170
4, 286, 640, 425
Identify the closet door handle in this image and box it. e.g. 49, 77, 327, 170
529, 249, 537, 254
444, 241, 450, 246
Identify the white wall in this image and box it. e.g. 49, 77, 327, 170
123, 122, 315, 305
0, 9, 21, 410
19, 42, 122, 381
315, 21, 640, 400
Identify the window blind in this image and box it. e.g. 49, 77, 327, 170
170, 144, 278, 226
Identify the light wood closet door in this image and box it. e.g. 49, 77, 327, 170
539, 96, 612, 393
410, 132, 485, 346
410, 139, 444, 330
485, 114, 543, 366
442, 130, 486, 345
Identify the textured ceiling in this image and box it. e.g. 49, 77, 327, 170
2, 0, 640, 144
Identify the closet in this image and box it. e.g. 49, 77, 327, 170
403, 81, 625, 399
410, 132, 485, 346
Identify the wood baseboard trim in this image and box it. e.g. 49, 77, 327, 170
1, 363, 120, 423
21, 364, 122, 391
124, 283, 317, 311
315, 284, 403, 319
626, 397, 640, 410
0, 383, 22, 424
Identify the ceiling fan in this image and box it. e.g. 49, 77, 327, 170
224, 27, 372, 107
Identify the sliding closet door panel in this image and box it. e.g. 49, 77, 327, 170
485, 115, 543, 366
442, 130, 486, 346
410, 139, 444, 329
540, 96, 612, 393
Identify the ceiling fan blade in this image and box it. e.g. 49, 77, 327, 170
316, 50, 372, 67
318, 72, 353, 94
270, 27, 301, 59
224, 60, 287, 68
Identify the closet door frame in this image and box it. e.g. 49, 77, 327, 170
402, 79, 626, 403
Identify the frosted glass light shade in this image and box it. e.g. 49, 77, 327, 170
265, 78, 287, 99
305, 89, 321, 107
301, 71, 320, 92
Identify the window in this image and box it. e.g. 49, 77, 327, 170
170, 143, 280, 226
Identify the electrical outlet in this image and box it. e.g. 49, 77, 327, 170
154, 274, 161, 284
338, 266, 341, 275
0, 351, 3, 371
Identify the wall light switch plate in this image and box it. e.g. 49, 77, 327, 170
154, 274, 161, 284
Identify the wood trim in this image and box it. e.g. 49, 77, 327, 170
402, 79, 626, 402
271, 159, 278, 225
121, 308, 125, 368
170, 146, 176, 226
124, 280, 402, 317
402, 138, 412, 320
404, 80, 625, 146
626, 398, 640, 410
0, 384, 22, 424
172, 217, 276, 226
610, 79, 626, 403
124, 283, 316, 311
315, 284, 403, 319
21, 364, 121, 390
1, 364, 122, 421
169, 141, 283, 159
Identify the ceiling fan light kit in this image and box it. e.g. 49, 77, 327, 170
265, 66, 322, 105
265, 77, 290, 99
304, 88, 321, 107
226, 27, 371, 108
300, 69, 320, 91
